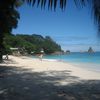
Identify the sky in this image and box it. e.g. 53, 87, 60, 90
13, 0, 100, 52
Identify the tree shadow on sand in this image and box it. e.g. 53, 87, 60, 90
0, 65, 100, 100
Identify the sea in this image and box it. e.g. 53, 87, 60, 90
32, 52, 100, 72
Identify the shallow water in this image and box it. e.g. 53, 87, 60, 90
32, 52, 100, 72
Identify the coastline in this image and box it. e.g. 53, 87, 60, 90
1, 55, 100, 80
32, 56, 100, 73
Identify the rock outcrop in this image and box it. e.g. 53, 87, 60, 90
88, 47, 94, 53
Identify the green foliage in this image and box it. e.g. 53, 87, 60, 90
43, 36, 61, 54
4, 34, 62, 54
0, 0, 20, 33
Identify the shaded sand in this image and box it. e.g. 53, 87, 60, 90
0, 55, 100, 100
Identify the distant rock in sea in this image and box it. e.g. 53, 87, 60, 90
88, 47, 94, 53
66, 50, 70, 54
51, 51, 63, 55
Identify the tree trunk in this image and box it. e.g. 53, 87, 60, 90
0, 48, 3, 63
0, 33, 4, 62
0, 52, 3, 62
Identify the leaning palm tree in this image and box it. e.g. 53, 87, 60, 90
0, 0, 100, 62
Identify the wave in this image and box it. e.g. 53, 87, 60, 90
42, 59, 59, 62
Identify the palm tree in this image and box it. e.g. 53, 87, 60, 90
0, 0, 100, 62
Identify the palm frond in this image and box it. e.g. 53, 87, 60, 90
24, 0, 67, 10
32, 0, 36, 6
54, 0, 57, 10
21, 0, 100, 33
92, 0, 100, 29
1, 0, 100, 33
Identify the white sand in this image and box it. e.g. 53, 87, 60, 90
1, 55, 100, 85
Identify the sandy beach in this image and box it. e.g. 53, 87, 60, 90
0, 55, 100, 100
1, 55, 100, 80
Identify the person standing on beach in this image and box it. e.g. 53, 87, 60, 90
6, 54, 8, 60
39, 54, 43, 61
39, 49, 44, 61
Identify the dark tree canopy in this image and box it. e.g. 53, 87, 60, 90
0, 0, 20, 33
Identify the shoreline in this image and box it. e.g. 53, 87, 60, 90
32, 56, 100, 73
1, 55, 100, 80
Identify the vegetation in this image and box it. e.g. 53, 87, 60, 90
4, 34, 62, 54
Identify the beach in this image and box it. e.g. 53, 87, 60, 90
0, 55, 100, 100
1, 55, 100, 80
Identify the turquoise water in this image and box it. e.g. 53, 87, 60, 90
43, 52, 100, 72
44, 52, 100, 64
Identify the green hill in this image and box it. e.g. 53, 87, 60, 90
4, 34, 62, 54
